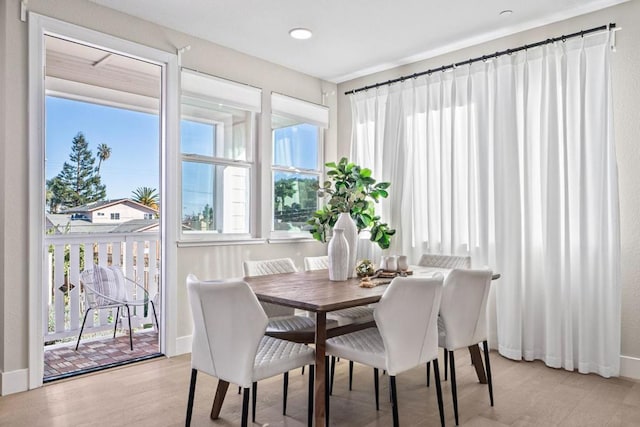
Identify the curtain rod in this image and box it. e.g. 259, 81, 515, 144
345, 23, 617, 96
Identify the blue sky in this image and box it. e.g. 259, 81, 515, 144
45, 96, 160, 200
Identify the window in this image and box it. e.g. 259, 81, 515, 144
271, 94, 328, 236
180, 70, 260, 238
144, 213, 154, 219
110, 213, 120, 220
97, 212, 104, 216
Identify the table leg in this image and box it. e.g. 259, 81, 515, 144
210, 379, 230, 420
314, 312, 327, 427
468, 345, 487, 384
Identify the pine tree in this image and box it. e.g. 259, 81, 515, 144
54, 132, 106, 209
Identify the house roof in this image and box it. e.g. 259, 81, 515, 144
63, 198, 158, 214
46, 214, 159, 234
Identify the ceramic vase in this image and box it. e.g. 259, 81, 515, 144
334, 212, 358, 278
397, 255, 409, 271
328, 228, 350, 281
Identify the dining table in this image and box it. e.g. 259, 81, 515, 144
208, 266, 499, 427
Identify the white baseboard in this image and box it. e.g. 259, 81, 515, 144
174, 335, 192, 356
1, 369, 29, 396
620, 355, 640, 380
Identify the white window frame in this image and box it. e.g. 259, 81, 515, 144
270, 93, 329, 240
178, 69, 261, 243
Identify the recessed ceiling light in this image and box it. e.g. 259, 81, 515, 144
289, 28, 313, 40
500, 9, 513, 16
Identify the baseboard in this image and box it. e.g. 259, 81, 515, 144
620, 355, 640, 380
1, 368, 29, 396
174, 335, 192, 356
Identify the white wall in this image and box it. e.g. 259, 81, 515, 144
337, 1, 640, 370
91, 204, 152, 223
0, 0, 334, 389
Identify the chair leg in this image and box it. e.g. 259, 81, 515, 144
450, 350, 459, 425
241, 387, 250, 427
302, 365, 305, 375
390, 375, 399, 427
349, 360, 354, 390
483, 340, 494, 406
283, 372, 289, 415
325, 356, 330, 427
185, 369, 197, 427
444, 348, 448, 381
426, 361, 431, 387
252, 381, 257, 423
308, 365, 314, 427
330, 356, 336, 395
238, 386, 241, 394
150, 300, 160, 331
125, 305, 133, 351
433, 360, 445, 427
113, 306, 120, 338
75, 308, 91, 351
374, 368, 380, 411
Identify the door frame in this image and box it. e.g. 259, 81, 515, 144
28, 13, 179, 389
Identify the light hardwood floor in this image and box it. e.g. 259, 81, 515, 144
1, 351, 639, 426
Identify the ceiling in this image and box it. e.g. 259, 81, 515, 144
89, 0, 626, 83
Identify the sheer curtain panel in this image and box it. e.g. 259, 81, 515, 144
350, 32, 620, 377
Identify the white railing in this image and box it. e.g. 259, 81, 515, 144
44, 232, 160, 343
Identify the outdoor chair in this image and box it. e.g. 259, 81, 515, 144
76, 265, 158, 351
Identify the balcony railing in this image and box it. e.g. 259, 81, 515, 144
44, 232, 160, 344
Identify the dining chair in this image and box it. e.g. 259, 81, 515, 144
429, 268, 493, 425
76, 265, 159, 351
325, 276, 446, 427
185, 275, 315, 427
418, 253, 471, 380
243, 257, 337, 418
304, 255, 375, 392
418, 254, 471, 269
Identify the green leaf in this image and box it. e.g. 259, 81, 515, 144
375, 182, 391, 190
360, 168, 372, 178
325, 161, 337, 168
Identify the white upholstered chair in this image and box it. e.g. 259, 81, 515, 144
418, 254, 471, 269
303, 255, 329, 271
304, 255, 375, 392
325, 276, 446, 427
185, 275, 315, 427
243, 258, 337, 418
76, 265, 158, 351
434, 268, 494, 425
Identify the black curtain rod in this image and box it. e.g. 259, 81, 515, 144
345, 23, 616, 95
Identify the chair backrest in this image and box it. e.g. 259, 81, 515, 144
418, 254, 471, 269
439, 269, 493, 351
304, 256, 329, 271
80, 265, 128, 308
187, 274, 268, 387
374, 276, 443, 375
242, 258, 297, 317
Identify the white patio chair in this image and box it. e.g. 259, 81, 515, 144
185, 275, 315, 427
304, 255, 375, 392
325, 276, 446, 427
433, 268, 494, 425
76, 265, 158, 351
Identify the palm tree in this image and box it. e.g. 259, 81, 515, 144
96, 143, 112, 175
132, 186, 159, 210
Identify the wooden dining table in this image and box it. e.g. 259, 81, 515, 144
209, 268, 496, 426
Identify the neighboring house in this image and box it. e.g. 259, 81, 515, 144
62, 199, 158, 224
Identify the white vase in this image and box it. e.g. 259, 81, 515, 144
328, 228, 350, 281
335, 212, 358, 278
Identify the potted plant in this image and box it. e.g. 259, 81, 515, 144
307, 157, 396, 249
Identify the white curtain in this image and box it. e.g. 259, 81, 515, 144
350, 32, 620, 377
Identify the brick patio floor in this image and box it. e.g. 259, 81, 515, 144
44, 330, 160, 381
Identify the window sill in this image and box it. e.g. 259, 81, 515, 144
177, 238, 267, 248
267, 236, 321, 244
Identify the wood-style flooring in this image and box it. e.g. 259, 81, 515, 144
1, 351, 639, 426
